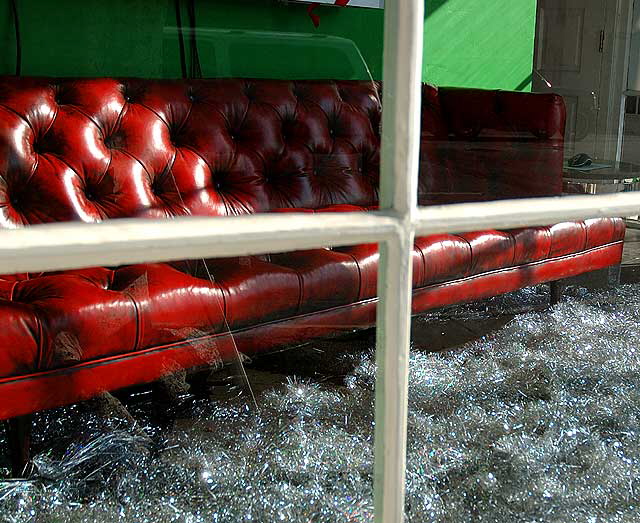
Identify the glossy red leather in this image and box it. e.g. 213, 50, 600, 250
0, 241, 623, 421
0, 77, 625, 421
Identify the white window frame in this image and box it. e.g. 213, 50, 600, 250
2, 2, 640, 522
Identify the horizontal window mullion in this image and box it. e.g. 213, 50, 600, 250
0, 212, 400, 275
414, 192, 640, 235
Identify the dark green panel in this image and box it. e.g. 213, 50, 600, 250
0, 0, 168, 77
0, 0, 383, 80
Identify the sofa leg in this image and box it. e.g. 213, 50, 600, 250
5, 415, 32, 478
152, 370, 190, 420
606, 263, 621, 287
549, 279, 563, 306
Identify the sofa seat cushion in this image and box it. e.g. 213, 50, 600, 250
332, 243, 424, 300
192, 257, 301, 329
413, 230, 518, 284
414, 234, 473, 286
548, 218, 626, 256
268, 249, 361, 313
110, 264, 227, 350
8, 271, 139, 369
0, 216, 624, 379
272, 203, 378, 213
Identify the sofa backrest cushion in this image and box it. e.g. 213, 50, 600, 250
0, 77, 381, 228
436, 87, 566, 200
0, 77, 565, 228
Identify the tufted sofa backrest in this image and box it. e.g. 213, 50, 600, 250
0, 77, 565, 228
0, 77, 382, 228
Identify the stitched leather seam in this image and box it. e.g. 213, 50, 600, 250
509, 231, 517, 267
414, 241, 426, 287
41, 104, 58, 139
117, 148, 152, 180
7, 280, 17, 302
453, 234, 474, 276
65, 105, 106, 139
138, 100, 173, 131
112, 99, 127, 137
122, 290, 142, 353
35, 311, 45, 371
0, 102, 36, 135
337, 249, 363, 301
177, 144, 236, 215
96, 150, 114, 188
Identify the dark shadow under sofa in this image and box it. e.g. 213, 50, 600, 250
0, 77, 625, 475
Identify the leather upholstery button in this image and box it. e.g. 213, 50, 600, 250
9, 193, 22, 207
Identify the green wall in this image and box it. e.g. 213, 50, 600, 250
423, 0, 537, 91
0, 0, 536, 90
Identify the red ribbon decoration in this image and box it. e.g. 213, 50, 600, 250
308, 0, 351, 28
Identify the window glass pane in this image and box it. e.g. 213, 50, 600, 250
418, 0, 640, 204
408, 235, 640, 521
0, 243, 380, 520
0, 2, 386, 519
411, 1, 640, 518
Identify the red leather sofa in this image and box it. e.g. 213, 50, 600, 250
0, 77, 624, 474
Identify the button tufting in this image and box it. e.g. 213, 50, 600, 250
104, 132, 124, 150
244, 83, 256, 101
9, 192, 22, 208
168, 128, 179, 147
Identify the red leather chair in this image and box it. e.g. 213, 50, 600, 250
0, 77, 624, 475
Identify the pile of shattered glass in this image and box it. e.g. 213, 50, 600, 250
2, 284, 640, 522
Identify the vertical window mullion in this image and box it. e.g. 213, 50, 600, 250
374, 0, 424, 521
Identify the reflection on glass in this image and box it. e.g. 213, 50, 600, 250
163, 27, 374, 81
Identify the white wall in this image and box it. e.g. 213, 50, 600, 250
628, 0, 640, 89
